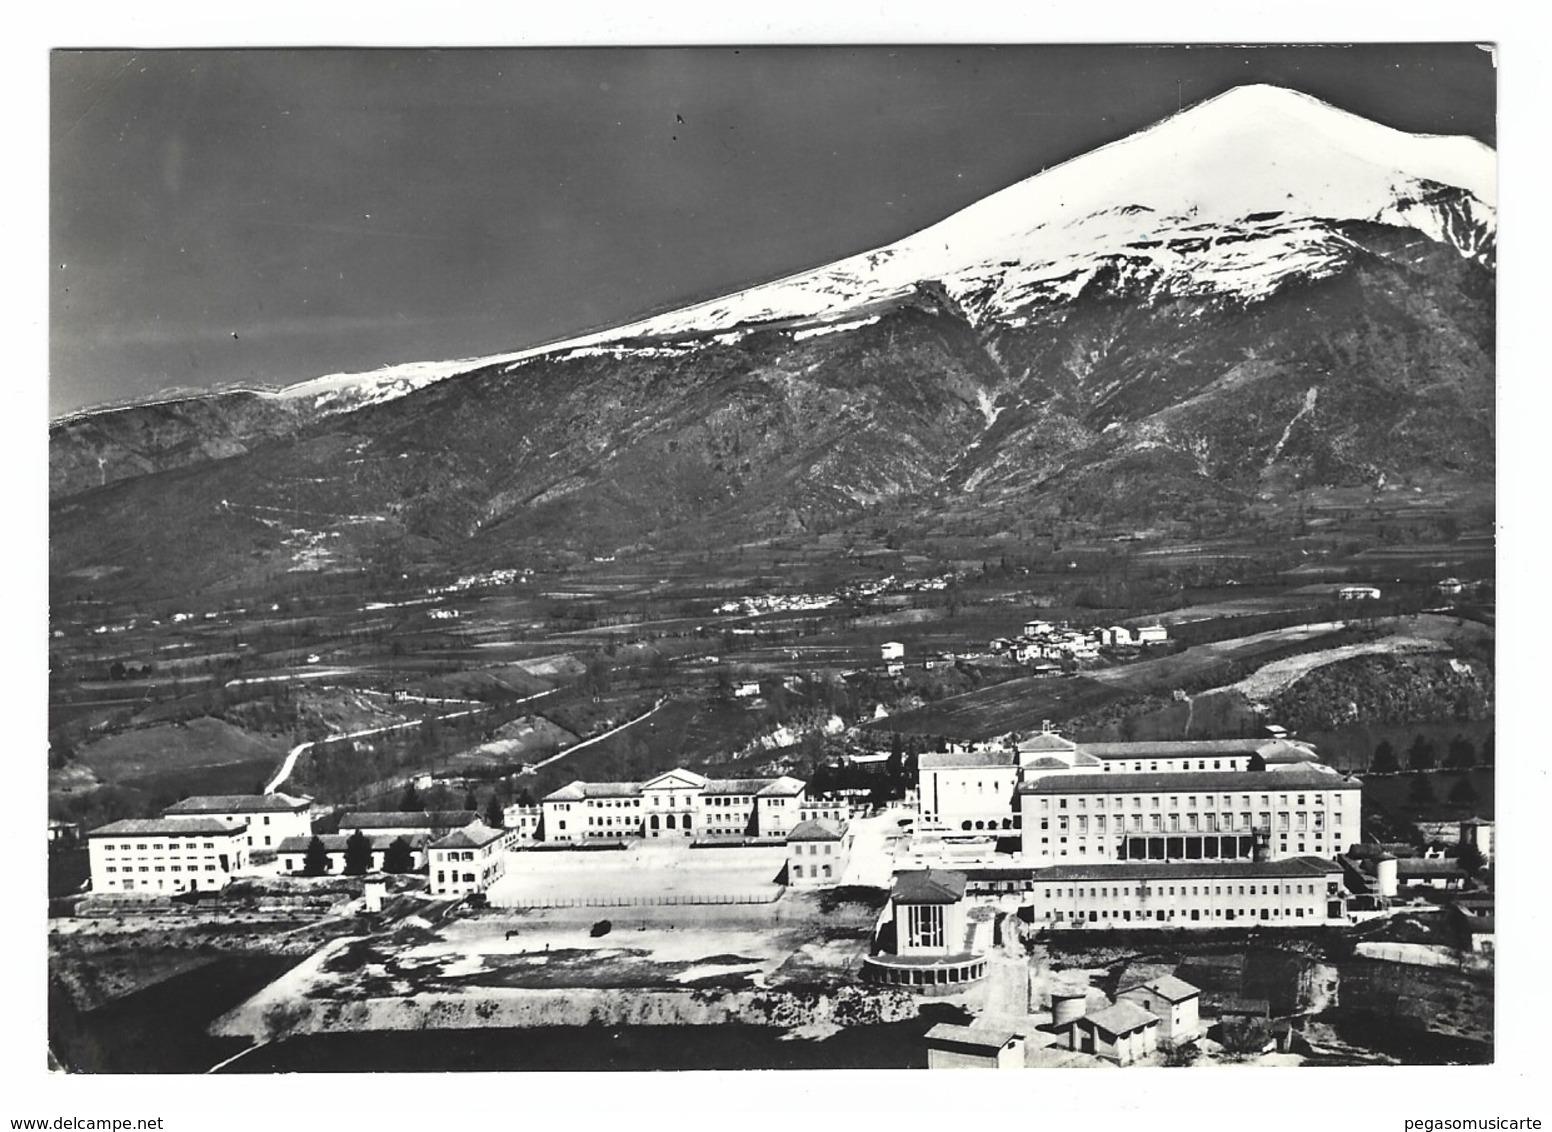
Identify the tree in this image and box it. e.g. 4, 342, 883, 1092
382, 836, 415, 874
484, 793, 505, 829
1447, 777, 1479, 807
1456, 840, 1486, 877
1406, 772, 1436, 808
1371, 740, 1399, 774
1444, 735, 1476, 770
343, 829, 373, 876
399, 781, 423, 812
1407, 735, 1437, 772
302, 836, 331, 877
464, 788, 479, 813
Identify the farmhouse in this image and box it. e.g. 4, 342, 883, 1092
160, 793, 313, 852
1338, 585, 1382, 600
276, 832, 428, 874
540, 768, 808, 843
428, 820, 506, 898
86, 817, 249, 895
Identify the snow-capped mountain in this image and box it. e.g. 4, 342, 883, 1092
513, 84, 1493, 357
52, 84, 1495, 602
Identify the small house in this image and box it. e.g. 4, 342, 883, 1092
881, 641, 905, 661
924, 1023, 1025, 1069
1338, 585, 1382, 601
1117, 974, 1201, 1044
1063, 1000, 1159, 1065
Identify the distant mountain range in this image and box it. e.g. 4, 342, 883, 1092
50, 85, 1495, 600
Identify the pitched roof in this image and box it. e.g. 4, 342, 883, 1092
578, 781, 644, 799
1018, 733, 1078, 753
1254, 741, 1322, 765
1120, 974, 1201, 1003
924, 1023, 1018, 1051
1081, 1001, 1159, 1036
786, 819, 846, 842
338, 810, 478, 829
890, 868, 967, 904
1031, 856, 1341, 883
1017, 766, 1355, 794
88, 817, 247, 837
919, 749, 1016, 769
1078, 739, 1266, 759
703, 778, 775, 796
757, 776, 806, 797
429, 820, 506, 850
542, 783, 587, 802
163, 793, 311, 814
1396, 858, 1466, 877
276, 833, 428, 853
642, 768, 709, 790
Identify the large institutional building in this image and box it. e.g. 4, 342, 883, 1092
540, 767, 810, 842
85, 817, 251, 895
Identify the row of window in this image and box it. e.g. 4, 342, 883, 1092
103, 864, 222, 872
791, 863, 833, 879
1099, 759, 1244, 772
1046, 906, 1321, 922
1039, 811, 1335, 833
96, 841, 224, 851
1047, 881, 1323, 898
1037, 792, 1343, 810
793, 842, 836, 856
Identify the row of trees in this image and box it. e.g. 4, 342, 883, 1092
297, 831, 417, 876
1371, 733, 1492, 774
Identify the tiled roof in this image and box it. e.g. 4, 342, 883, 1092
920, 749, 1016, 769
163, 793, 311, 814
88, 817, 246, 837
1396, 858, 1465, 877
1254, 741, 1322, 765
1031, 856, 1342, 883
429, 820, 506, 850
924, 1023, 1018, 1050
276, 833, 428, 853
1018, 733, 1076, 753
1017, 766, 1355, 794
890, 868, 968, 904
1081, 1001, 1159, 1036
642, 769, 709, 790
786, 819, 846, 842
703, 778, 774, 796
339, 811, 479, 829
542, 783, 587, 802
1079, 739, 1267, 759
580, 782, 644, 799
757, 776, 806, 797
1120, 974, 1201, 1003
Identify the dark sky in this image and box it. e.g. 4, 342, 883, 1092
49, 43, 1495, 417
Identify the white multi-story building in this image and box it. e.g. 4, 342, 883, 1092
427, 821, 506, 898
540, 768, 807, 843
786, 819, 849, 887
160, 793, 313, 852
1023, 856, 1349, 927
917, 748, 1020, 833
1016, 765, 1360, 863
86, 817, 249, 895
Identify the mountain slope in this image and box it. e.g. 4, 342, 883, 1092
49, 84, 1495, 602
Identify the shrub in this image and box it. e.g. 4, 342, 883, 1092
590, 919, 613, 937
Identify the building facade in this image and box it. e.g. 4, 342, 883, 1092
540, 768, 808, 843
160, 793, 313, 852
1024, 857, 1349, 926
86, 817, 249, 894
427, 821, 506, 898
786, 819, 848, 887
1117, 975, 1201, 1044
1016, 766, 1360, 863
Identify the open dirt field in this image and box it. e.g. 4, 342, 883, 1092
489, 842, 788, 907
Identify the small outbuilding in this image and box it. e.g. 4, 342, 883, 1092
924, 1023, 1025, 1069
1117, 974, 1201, 1044
1062, 1000, 1160, 1065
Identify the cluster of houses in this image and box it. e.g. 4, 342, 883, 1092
989, 619, 1168, 667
